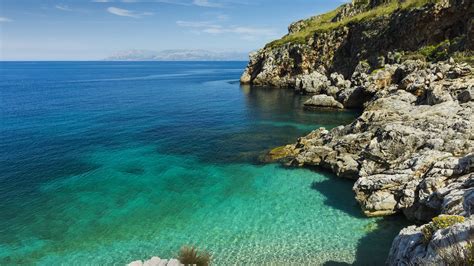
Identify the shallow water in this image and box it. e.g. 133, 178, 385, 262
0, 62, 407, 264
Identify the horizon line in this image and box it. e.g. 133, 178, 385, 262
0, 60, 249, 62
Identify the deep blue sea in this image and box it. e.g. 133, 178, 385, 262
0, 61, 407, 265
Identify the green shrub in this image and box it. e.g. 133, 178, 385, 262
402, 52, 427, 61
419, 40, 451, 61
177, 246, 211, 266
353, 0, 370, 6
392, 52, 403, 63
404, 37, 468, 63
421, 215, 465, 244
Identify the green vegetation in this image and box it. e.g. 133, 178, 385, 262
418, 40, 451, 61
402, 52, 428, 62
177, 246, 211, 266
421, 215, 465, 244
267, 9, 340, 47
403, 37, 472, 63
454, 51, 474, 66
267, 0, 440, 48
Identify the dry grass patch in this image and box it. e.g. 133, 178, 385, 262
177, 246, 211, 266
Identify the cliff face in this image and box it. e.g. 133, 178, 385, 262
243, 0, 474, 264
241, 0, 473, 86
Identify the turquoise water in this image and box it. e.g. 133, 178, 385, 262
0, 62, 406, 265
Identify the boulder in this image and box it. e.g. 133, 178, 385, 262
337, 86, 373, 108
424, 84, 453, 105
295, 72, 331, 94
458, 87, 474, 103
304, 95, 344, 109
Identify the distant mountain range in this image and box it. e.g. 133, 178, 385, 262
104, 49, 249, 61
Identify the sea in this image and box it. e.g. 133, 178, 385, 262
0, 61, 407, 264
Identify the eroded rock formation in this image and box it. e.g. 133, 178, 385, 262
276, 60, 474, 266
278, 60, 473, 221
241, 0, 474, 263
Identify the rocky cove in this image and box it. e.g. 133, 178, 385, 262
242, 0, 473, 264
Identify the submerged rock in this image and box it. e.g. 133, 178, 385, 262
262, 145, 298, 163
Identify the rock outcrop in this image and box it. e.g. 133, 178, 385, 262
387, 215, 474, 265
264, 60, 473, 263
261, 60, 473, 263
241, 0, 474, 263
276, 60, 473, 221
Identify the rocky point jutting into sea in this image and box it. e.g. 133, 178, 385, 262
242, 0, 473, 264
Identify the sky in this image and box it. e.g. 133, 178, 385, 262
0, 0, 346, 60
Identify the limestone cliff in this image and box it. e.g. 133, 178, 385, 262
242, 0, 474, 264
241, 0, 473, 87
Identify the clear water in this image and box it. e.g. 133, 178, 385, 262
0, 62, 407, 265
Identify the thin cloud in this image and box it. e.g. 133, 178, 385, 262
107, 6, 152, 18
176, 20, 217, 28
202, 26, 276, 36
216, 14, 229, 21
55, 4, 74, 11
92, 0, 187, 4
0, 17, 12, 22
91, 0, 245, 6
177, 19, 276, 38
155, 0, 191, 5
192, 0, 222, 7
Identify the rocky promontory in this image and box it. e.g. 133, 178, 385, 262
242, 0, 473, 263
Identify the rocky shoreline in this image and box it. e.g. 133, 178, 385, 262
242, 0, 473, 264
264, 59, 473, 264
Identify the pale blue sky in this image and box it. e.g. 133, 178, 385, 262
0, 0, 346, 60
